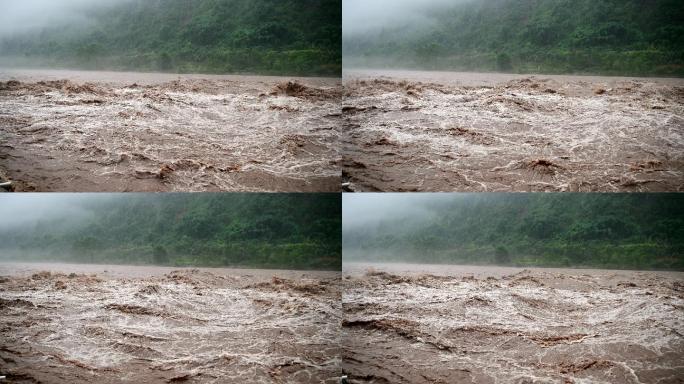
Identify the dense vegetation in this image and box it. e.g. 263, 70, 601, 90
0, 194, 341, 270
344, 0, 684, 76
344, 194, 684, 270
0, 0, 341, 76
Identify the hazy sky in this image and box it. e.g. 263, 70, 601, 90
1, 0, 462, 38
0, 194, 117, 231
342, 193, 470, 230
343, 0, 465, 36
0, 0, 128, 37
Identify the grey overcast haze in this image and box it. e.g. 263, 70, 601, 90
0, 0, 128, 36
342, 193, 468, 230
0, 194, 114, 231
342, 0, 464, 36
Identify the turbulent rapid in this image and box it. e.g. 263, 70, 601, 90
342, 263, 684, 383
342, 70, 684, 192
0, 69, 341, 192
0, 263, 341, 383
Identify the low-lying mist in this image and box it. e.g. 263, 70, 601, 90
343, 193, 684, 270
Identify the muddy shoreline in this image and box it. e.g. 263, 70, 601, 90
0, 262, 341, 281
0, 263, 342, 383
0, 69, 342, 192
342, 70, 684, 192
342, 263, 684, 383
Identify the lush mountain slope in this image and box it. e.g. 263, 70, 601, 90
344, 0, 684, 76
0, 194, 342, 270
343, 194, 684, 270
0, 0, 342, 76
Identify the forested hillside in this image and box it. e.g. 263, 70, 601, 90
344, 0, 684, 76
0, 0, 342, 76
0, 194, 341, 270
343, 194, 684, 270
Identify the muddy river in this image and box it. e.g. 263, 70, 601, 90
342, 69, 684, 192
0, 262, 341, 383
0, 69, 341, 192
342, 262, 684, 383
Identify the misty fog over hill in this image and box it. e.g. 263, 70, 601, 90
343, 0, 684, 76
0, 0, 342, 76
0, 193, 341, 270
343, 193, 684, 270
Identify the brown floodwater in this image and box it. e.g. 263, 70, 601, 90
0, 69, 342, 192
0, 262, 342, 383
342, 69, 684, 192
342, 262, 684, 383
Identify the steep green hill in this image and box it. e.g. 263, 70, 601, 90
344, 0, 684, 76
0, 194, 342, 270
1, 0, 342, 76
343, 194, 684, 270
